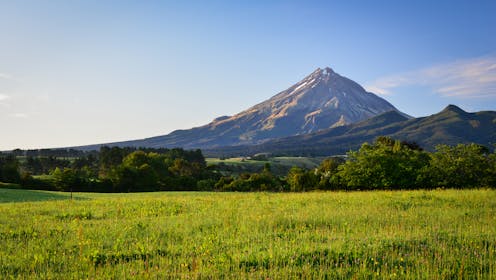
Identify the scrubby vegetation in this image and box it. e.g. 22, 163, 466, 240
1, 189, 495, 278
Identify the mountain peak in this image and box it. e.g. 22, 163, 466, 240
210, 67, 402, 142
311, 67, 335, 77
442, 104, 467, 115
323, 66, 334, 74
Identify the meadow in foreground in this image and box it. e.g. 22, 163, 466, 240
1, 189, 495, 279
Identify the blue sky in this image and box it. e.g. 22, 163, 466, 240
1, 0, 495, 150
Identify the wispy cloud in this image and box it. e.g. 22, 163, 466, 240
366, 55, 496, 98
0, 94, 10, 101
0, 94, 11, 108
10, 113, 29, 119
0, 73, 15, 81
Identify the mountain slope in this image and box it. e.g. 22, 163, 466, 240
203, 105, 496, 157
391, 105, 496, 148
78, 67, 403, 150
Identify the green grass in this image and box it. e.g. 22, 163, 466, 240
270, 156, 324, 168
207, 157, 264, 165
207, 156, 323, 168
0, 188, 73, 203
207, 156, 324, 176
0, 182, 22, 190
1, 189, 495, 279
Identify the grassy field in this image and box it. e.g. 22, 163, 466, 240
206, 156, 325, 176
207, 156, 324, 167
1, 189, 495, 279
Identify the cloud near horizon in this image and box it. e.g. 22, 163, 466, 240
366, 55, 496, 98
0, 94, 10, 101
9, 113, 29, 119
0, 73, 15, 81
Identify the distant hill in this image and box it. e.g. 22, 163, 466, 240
203, 105, 496, 157
76, 67, 405, 151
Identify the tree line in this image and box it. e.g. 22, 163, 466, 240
310, 137, 495, 191
208, 137, 495, 191
1, 147, 214, 192
1, 137, 495, 192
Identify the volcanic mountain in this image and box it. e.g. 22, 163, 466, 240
82, 67, 404, 150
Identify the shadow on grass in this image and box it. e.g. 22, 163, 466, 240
0, 188, 87, 203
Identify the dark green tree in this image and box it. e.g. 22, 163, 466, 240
314, 157, 344, 190
425, 144, 492, 188
24, 156, 43, 174
286, 166, 318, 192
0, 155, 21, 183
338, 137, 430, 190
110, 151, 161, 192
52, 167, 78, 191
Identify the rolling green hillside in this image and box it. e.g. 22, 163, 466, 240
206, 156, 324, 176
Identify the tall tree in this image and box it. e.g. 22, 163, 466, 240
338, 137, 430, 190
0, 155, 21, 183
426, 144, 492, 188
